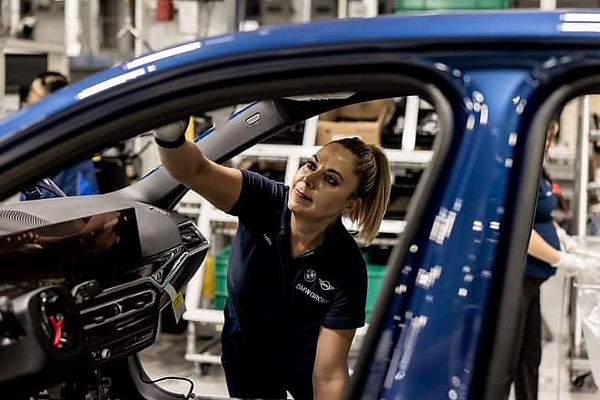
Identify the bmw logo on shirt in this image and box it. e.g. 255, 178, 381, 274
304, 269, 317, 282
296, 269, 335, 304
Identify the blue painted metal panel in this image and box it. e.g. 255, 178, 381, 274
362, 67, 540, 399
1, 10, 600, 143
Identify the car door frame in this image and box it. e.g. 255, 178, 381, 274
0, 44, 464, 398
0, 40, 574, 400
0, 49, 459, 201
469, 68, 600, 399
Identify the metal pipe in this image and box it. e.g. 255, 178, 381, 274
134, 0, 144, 56
402, 96, 420, 151
88, 0, 100, 55
301, 0, 311, 23
0, 37, 5, 119
337, 0, 347, 18
364, 0, 377, 17
9, 0, 19, 37
574, 95, 591, 238
540, 0, 557, 10
64, 0, 81, 56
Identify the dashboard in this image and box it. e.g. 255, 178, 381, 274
0, 194, 209, 395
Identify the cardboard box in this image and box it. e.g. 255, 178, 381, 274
316, 99, 395, 146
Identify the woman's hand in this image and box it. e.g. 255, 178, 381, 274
551, 251, 600, 282
153, 119, 189, 148
555, 225, 582, 253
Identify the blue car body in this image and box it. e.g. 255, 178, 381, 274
1, 9, 600, 400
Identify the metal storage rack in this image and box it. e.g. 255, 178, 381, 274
178, 96, 435, 372
563, 95, 600, 391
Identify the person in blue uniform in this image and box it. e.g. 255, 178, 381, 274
154, 118, 392, 400
22, 71, 99, 199
501, 120, 595, 400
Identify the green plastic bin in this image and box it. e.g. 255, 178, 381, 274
214, 295, 228, 311
365, 263, 387, 323
396, 0, 510, 12
214, 247, 230, 310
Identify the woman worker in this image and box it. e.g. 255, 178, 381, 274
23, 71, 99, 198
154, 116, 392, 400
502, 119, 598, 400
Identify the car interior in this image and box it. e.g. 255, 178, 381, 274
0, 85, 452, 399
2, 60, 594, 400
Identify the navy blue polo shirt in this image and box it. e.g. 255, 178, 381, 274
224, 170, 367, 357
525, 177, 560, 280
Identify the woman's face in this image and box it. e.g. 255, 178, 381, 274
288, 143, 361, 221
26, 79, 48, 105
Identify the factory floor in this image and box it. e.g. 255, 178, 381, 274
140, 273, 600, 399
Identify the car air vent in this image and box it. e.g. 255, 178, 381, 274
80, 289, 156, 330
0, 210, 49, 233
178, 221, 205, 251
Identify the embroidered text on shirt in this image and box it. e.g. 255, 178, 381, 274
295, 283, 330, 304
